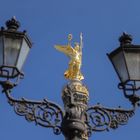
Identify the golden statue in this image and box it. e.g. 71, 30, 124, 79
55, 33, 84, 81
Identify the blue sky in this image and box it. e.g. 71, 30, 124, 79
0, 0, 140, 140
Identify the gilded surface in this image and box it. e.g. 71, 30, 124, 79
55, 33, 84, 81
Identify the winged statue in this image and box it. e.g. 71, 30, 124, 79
55, 33, 84, 81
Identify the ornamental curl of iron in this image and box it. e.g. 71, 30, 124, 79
86, 105, 135, 132
5, 90, 64, 135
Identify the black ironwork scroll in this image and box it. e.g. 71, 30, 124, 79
5, 90, 64, 135
86, 105, 135, 133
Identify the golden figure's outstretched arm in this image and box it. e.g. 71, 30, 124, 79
78, 32, 83, 62
80, 32, 83, 54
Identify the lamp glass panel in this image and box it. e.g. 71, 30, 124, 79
135, 81, 140, 89
125, 50, 140, 80
16, 38, 30, 71
0, 37, 3, 66
4, 37, 21, 66
111, 51, 129, 83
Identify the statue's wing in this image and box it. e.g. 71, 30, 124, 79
55, 45, 75, 56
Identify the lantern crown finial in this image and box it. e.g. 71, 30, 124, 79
5, 17, 20, 31
119, 32, 133, 46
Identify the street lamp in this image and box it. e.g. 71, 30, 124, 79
0, 18, 140, 140
108, 32, 140, 105
0, 17, 31, 80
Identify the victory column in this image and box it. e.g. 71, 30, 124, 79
55, 33, 89, 140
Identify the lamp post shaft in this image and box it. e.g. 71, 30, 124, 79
61, 80, 89, 140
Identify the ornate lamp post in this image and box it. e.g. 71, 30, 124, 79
0, 18, 140, 140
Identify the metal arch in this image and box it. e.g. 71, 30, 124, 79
4, 90, 64, 135
86, 105, 135, 133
